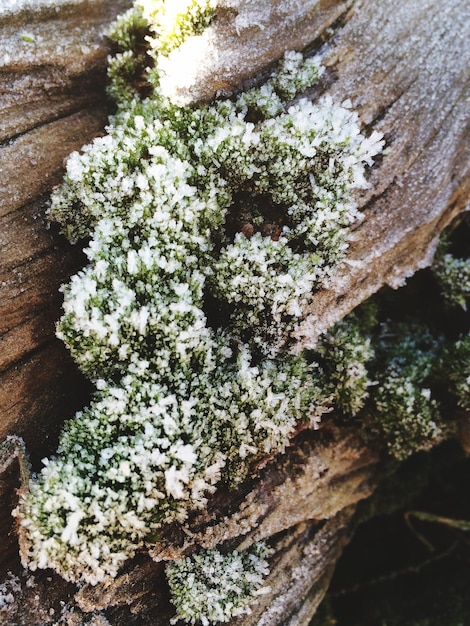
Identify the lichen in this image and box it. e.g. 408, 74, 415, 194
16, 0, 383, 590
167, 543, 272, 625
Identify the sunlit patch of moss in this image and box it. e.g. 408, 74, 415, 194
142, 0, 216, 57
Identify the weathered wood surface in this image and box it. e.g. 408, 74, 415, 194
0, 0, 469, 624
0, 0, 132, 456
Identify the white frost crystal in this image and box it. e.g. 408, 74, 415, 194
16, 0, 382, 593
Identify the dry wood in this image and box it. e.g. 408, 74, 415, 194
0, 0, 131, 454
0, 0, 469, 624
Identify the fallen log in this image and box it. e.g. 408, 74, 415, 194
0, 0, 468, 624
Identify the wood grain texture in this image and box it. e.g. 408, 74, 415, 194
156, 0, 357, 105
0, 0, 468, 624
0, 0, 131, 455
294, 0, 470, 345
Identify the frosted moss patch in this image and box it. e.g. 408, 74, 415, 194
167, 543, 272, 625
433, 252, 470, 310
17, 0, 383, 588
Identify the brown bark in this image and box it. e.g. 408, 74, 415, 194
0, 0, 132, 457
0, 0, 469, 624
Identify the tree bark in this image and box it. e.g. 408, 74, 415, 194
0, 0, 469, 624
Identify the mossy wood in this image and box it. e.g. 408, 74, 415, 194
0, 0, 468, 624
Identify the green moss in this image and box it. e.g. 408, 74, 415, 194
432, 235, 470, 309
167, 543, 272, 625
311, 310, 376, 417
107, 5, 148, 51
433, 252, 470, 309
146, 0, 216, 57
19, 0, 386, 586
447, 333, 470, 409
365, 325, 447, 460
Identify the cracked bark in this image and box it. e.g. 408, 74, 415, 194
0, 0, 469, 624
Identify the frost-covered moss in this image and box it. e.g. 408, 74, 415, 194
167, 543, 272, 625
50, 58, 382, 349
106, 0, 217, 101
107, 4, 148, 51
312, 312, 375, 417
19, 348, 322, 583
142, 0, 216, 57
360, 220, 470, 460
364, 326, 447, 461
17, 0, 383, 588
108, 0, 215, 57
433, 251, 470, 309
429, 225, 470, 410
448, 334, 470, 410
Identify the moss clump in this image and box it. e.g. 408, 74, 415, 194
447, 334, 470, 409
311, 309, 376, 417
432, 238, 470, 310
17, 0, 383, 587
365, 326, 446, 461
107, 0, 217, 104
357, 216, 470, 460
167, 543, 272, 625
142, 0, 216, 57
